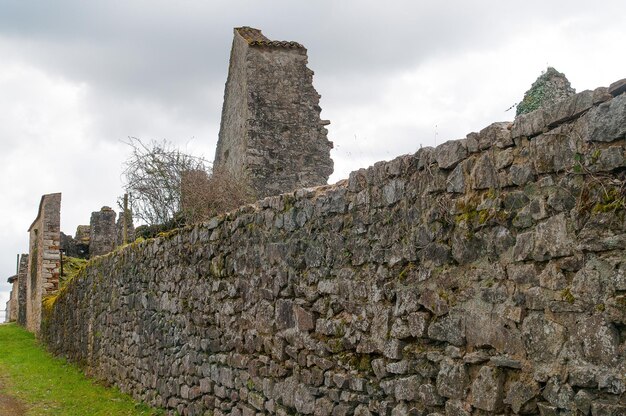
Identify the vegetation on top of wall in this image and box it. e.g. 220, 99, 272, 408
43, 256, 88, 312
516, 67, 575, 116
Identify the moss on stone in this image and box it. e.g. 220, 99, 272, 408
516, 67, 575, 116
560, 288, 575, 304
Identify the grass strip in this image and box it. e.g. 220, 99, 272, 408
0, 323, 164, 416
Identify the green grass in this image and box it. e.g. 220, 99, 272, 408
0, 323, 164, 416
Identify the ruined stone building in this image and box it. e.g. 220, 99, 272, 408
26, 193, 61, 333
61, 206, 134, 259
214, 27, 334, 199
11, 195, 133, 332
16, 254, 28, 326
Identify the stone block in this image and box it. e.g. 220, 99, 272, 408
436, 360, 469, 400
470, 152, 498, 190
469, 366, 505, 412
511, 108, 547, 139
394, 375, 420, 401
545, 89, 595, 128
435, 140, 468, 170
588, 93, 626, 142
476, 122, 513, 149
504, 380, 539, 414
294, 305, 315, 332
608, 78, 626, 97
407, 312, 430, 337
521, 314, 565, 362
427, 313, 466, 347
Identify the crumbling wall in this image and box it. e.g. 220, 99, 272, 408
43, 83, 626, 415
6, 275, 17, 322
17, 253, 28, 326
89, 206, 117, 257
26, 192, 61, 333
116, 210, 135, 247
214, 27, 334, 199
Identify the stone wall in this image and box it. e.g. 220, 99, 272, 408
6, 275, 17, 322
17, 253, 28, 326
214, 27, 334, 199
43, 83, 626, 415
27, 192, 61, 333
89, 206, 117, 257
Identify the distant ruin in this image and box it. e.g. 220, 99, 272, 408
6, 196, 133, 330
214, 27, 334, 199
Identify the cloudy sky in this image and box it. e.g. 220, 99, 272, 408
1, 0, 625, 312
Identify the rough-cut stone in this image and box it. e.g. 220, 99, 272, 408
504, 380, 539, 413
471, 153, 498, 190
544, 89, 595, 128
477, 122, 513, 149
588, 93, 626, 142
427, 313, 466, 346
511, 108, 547, 139
576, 315, 620, 366
407, 312, 430, 337
608, 78, 626, 97
542, 377, 574, 409
530, 130, 576, 174
435, 140, 468, 170
436, 360, 469, 400
522, 314, 565, 362
394, 375, 420, 401
469, 366, 505, 412
530, 213, 573, 260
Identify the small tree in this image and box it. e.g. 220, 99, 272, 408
121, 137, 256, 232
120, 137, 210, 226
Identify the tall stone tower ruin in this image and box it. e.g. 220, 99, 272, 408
214, 27, 334, 199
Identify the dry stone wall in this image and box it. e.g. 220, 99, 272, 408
43, 83, 626, 415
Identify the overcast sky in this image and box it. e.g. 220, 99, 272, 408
1, 0, 625, 311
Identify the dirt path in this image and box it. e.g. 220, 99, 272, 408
0, 379, 27, 416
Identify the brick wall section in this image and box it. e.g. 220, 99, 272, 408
27, 192, 61, 333
214, 27, 333, 199
43, 83, 626, 415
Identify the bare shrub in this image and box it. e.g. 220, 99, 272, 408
181, 167, 256, 224
121, 137, 210, 226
